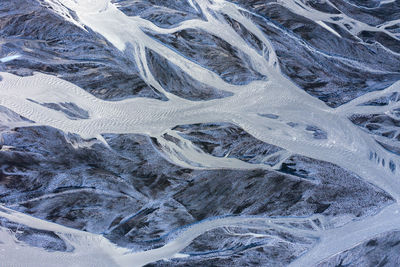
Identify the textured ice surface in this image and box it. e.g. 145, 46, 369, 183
317, 230, 400, 267
1, 0, 400, 266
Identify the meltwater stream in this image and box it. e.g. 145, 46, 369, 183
1, 0, 400, 266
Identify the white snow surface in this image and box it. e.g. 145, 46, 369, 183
1, 0, 400, 266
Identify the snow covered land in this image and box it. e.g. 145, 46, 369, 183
0, 0, 400, 266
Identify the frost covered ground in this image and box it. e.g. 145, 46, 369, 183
0, 0, 400, 266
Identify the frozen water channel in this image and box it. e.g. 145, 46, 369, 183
1, 0, 400, 266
